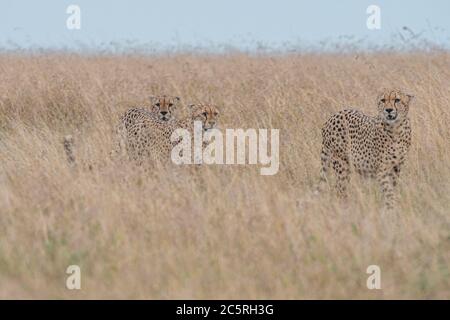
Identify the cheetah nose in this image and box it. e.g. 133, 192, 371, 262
385, 108, 394, 113
160, 111, 168, 115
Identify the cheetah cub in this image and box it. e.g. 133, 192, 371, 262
318, 89, 413, 210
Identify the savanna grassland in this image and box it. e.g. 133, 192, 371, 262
0, 52, 449, 299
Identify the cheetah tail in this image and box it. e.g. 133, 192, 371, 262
314, 148, 331, 194
63, 135, 76, 166
111, 121, 127, 160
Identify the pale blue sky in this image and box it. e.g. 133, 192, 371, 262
0, 0, 449, 51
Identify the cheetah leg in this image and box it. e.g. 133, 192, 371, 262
391, 162, 403, 187
377, 169, 396, 211
332, 156, 350, 198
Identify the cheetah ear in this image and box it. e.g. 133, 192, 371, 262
187, 103, 199, 114
175, 96, 181, 101
376, 92, 385, 103
406, 94, 414, 104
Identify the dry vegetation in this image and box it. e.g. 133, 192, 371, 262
0, 52, 449, 299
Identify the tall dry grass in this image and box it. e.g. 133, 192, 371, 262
0, 52, 449, 299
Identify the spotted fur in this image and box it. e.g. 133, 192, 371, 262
125, 103, 220, 164
318, 89, 413, 210
113, 95, 180, 158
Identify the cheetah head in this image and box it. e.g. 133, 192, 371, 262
377, 89, 413, 125
150, 95, 181, 121
188, 103, 220, 131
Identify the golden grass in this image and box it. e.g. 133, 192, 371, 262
0, 52, 449, 299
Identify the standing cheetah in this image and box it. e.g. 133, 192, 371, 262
318, 89, 413, 210
113, 95, 181, 158
125, 103, 220, 164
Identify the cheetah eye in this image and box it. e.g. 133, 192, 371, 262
168, 103, 174, 107
155, 103, 160, 107
202, 112, 208, 117
214, 112, 218, 116
380, 98, 386, 103
394, 98, 401, 103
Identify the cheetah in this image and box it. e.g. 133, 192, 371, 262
125, 103, 220, 164
318, 89, 413, 210
113, 95, 181, 158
